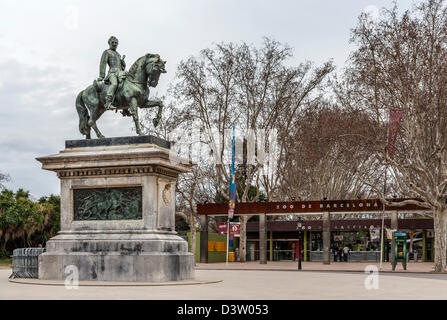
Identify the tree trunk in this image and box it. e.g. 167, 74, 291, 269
27, 233, 33, 247
239, 216, 249, 262
190, 222, 197, 266
2, 232, 9, 250
433, 206, 447, 272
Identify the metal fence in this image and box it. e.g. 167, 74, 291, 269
247, 249, 296, 261
246, 249, 381, 262
10, 248, 46, 279
310, 250, 381, 262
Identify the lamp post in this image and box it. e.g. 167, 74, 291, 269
297, 216, 303, 270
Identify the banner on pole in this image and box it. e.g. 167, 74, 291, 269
228, 126, 236, 219
218, 222, 240, 237
218, 222, 227, 235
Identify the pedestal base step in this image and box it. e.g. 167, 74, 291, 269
10, 278, 221, 287
39, 252, 195, 282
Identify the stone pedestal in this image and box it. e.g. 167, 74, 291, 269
36, 136, 194, 282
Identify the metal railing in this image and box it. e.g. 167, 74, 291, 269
310, 250, 381, 262
246, 249, 297, 261
10, 248, 46, 279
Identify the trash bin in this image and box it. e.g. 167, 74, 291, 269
228, 251, 235, 262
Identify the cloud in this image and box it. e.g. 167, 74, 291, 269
0, 56, 140, 197
0, 59, 78, 196
0, 0, 415, 198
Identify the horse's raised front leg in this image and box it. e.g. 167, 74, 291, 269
142, 99, 163, 127
130, 97, 144, 136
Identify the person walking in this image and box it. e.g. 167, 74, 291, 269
338, 247, 344, 262
343, 245, 350, 262
332, 246, 338, 262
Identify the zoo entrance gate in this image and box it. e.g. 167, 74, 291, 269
197, 198, 432, 264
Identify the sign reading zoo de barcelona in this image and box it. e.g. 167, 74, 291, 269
197, 198, 427, 215
73, 186, 142, 220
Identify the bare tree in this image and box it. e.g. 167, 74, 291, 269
337, 0, 447, 271
277, 103, 381, 202
0, 172, 10, 190
175, 165, 217, 262
168, 38, 333, 261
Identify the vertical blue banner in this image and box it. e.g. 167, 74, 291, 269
228, 125, 236, 219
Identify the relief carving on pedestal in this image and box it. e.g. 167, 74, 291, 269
162, 183, 171, 206
73, 186, 142, 220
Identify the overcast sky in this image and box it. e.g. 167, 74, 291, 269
0, 0, 415, 199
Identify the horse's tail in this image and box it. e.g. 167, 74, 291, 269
75, 91, 90, 137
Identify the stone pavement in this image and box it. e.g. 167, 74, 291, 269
1, 265, 447, 299
1, 261, 435, 273
195, 261, 436, 273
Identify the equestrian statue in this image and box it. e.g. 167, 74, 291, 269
76, 36, 165, 139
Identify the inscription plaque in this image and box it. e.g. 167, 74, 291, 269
73, 186, 142, 220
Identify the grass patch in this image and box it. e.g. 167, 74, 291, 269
0, 258, 12, 266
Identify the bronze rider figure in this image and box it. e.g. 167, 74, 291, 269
97, 36, 126, 110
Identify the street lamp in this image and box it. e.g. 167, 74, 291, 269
297, 216, 303, 270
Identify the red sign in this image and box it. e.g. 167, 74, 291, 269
230, 223, 240, 237
218, 222, 240, 237
218, 222, 227, 235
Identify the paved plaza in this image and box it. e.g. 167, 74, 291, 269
196, 261, 436, 273
1, 262, 447, 300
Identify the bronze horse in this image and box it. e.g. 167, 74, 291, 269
76, 54, 165, 139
